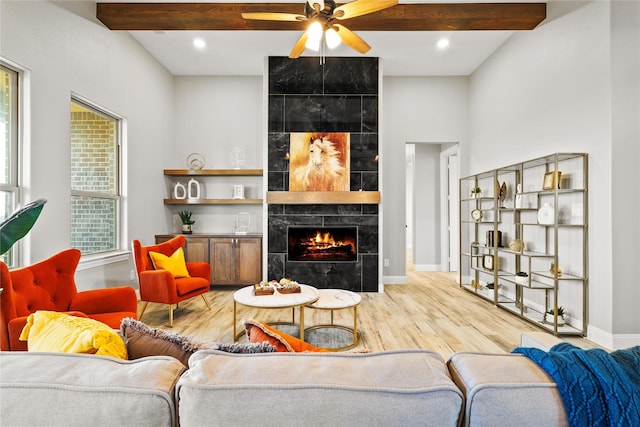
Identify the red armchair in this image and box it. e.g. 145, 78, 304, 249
0, 249, 138, 351
131, 235, 211, 327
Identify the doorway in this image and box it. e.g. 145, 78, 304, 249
406, 143, 459, 273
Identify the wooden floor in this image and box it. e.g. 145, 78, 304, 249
138, 264, 597, 360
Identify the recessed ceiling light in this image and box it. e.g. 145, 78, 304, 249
437, 38, 450, 50
193, 38, 206, 49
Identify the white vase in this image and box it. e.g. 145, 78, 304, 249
187, 178, 201, 200
515, 184, 523, 208
173, 182, 186, 199
537, 202, 555, 225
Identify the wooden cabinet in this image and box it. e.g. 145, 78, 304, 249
210, 236, 262, 285
155, 234, 262, 286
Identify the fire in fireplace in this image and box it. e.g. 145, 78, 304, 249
288, 227, 357, 262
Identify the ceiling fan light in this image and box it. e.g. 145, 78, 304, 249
325, 28, 341, 49
305, 36, 321, 51
307, 21, 323, 41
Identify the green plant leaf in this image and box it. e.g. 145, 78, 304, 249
0, 199, 47, 255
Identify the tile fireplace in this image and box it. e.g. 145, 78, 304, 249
267, 56, 379, 292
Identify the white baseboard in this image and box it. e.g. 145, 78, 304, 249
383, 275, 407, 285
587, 325, 614, 350
611, 334, 640, 349
587, 324, 640, 350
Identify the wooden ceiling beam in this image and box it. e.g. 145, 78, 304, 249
97, 3, 546, 32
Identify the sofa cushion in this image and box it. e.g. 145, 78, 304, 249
121, 317, 212, 366
447, 352, 567, 427
121, 318, 276, 366
0, 351, 185, 427
19, 311, 127, 360
176, 349, 463, 427
243, 319, 328, 352
149, 247, 190, 278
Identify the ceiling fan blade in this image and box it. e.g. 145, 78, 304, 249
241, 12, 305, 22
334, 0, 398, 20
334, 24, 370, 54
289, 31, 310, 59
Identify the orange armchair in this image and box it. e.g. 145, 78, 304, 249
131, 235, 211, 327
0, 249, 138, 351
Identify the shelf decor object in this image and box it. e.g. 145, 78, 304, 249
187, 153, 205, 171
229, 147, 246, 169
173, 182, 187, 199
542, 170, 561, 190
459, 153, 588, 337
232, 185, 245, 200
482, 254, 495, 270
178, 210, 195, 234
187, 179, 201, 200
509, 239, 525, 252
537, 202, 554, 225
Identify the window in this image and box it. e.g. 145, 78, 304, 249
70, 98, 122, 255
1, 63, 19, 266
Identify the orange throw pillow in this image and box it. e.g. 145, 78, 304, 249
243, 319, 328, 353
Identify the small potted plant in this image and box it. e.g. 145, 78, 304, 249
178, 210, 194, 234
470, 187, 482, 198
544, 306, 566, 326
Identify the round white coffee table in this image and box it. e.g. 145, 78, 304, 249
305, 289, 361, 351
233, 284, 319, 342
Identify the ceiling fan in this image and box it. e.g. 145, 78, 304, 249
241, 0, 397, 58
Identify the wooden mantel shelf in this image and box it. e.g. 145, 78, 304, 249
267, 191, 380, 205
164, 169, 262, 176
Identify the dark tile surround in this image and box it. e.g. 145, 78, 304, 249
267, 57, 379, 292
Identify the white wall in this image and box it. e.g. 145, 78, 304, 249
609, 1, 640, 345
412, 143, 441, 271
171, 76, 264, 235
467, 1, 639, 348
382, 77, 469, 283
1, 1, 174, 289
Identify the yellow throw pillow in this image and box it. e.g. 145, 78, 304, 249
19, 311, 127, 360
149, 247, 191, 278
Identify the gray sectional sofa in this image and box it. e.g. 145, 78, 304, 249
0, 333, 566, 427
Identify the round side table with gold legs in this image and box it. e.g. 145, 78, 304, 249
305, 289, 361, 351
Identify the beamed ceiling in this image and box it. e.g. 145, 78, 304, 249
93, 2, 548, 76
97, 3, 546, 31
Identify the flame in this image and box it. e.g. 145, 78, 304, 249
290, 228, 357, 261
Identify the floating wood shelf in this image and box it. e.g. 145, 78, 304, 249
164, 198, 263, 205
267, 191, 380, 205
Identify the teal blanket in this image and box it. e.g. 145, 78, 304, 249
513, 343, 640, 427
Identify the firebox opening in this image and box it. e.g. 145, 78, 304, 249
288, 226, 357, 262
